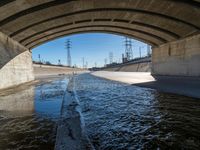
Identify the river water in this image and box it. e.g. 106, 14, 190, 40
74, 74, 200, 150
0, 76, 68, 150
0, 73, 199, 150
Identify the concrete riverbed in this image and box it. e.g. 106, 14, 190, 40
92, 71, 200, 98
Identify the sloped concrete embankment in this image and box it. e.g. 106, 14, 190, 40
103, 62, 151, 72
55, 76, 94, 150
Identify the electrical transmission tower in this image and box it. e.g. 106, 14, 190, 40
65, 39, 71, 67
124, 37, 133, 61
109, 52, 113, 64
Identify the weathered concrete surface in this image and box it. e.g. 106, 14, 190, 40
0, 31, 27, 69
92, 71, 200, 98
0, 51, 34, 90
55, 77, 94, 150
152, 34, 200, 76
103, 62, 151, 72
102, 58, 151, 72
0, 0, 199, 49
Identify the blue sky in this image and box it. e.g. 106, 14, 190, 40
32, 33, 149, 68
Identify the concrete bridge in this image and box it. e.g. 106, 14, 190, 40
0, 0, 199, 89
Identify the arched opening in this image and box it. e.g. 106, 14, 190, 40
0, 1, 199, 149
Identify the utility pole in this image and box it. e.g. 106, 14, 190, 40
85, 61, 88, 69
109, 52, 113, 64
139, 47, 142, 58
65, 39, 71, 67
38, 54, 41, 63
124, 37, 133, 61
58, 59, 61, 65
82, 57, 85, 68
147, 45, 151, 57
38, 54, 42, 67
104, 58, 107, 66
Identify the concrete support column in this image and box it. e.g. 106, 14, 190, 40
0, 32, 34, 89
152, 34, 200, 77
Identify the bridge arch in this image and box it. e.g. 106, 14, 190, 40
0, 0, 199, 50
0, 0, 199, 89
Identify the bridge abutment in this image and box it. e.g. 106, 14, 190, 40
0, 32, 34, 89
152, 34, 200, 77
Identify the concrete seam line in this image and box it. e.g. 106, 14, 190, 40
72, 75, 95, 150
55, 75, 95, 150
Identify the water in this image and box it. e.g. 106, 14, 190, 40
0, 73, 200, 150
74, 74, 200, 150
0, 76, 68, 150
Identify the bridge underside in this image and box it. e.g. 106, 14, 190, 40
0, 0, 199, 89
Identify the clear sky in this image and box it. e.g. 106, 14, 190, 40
32, 33, 150, 68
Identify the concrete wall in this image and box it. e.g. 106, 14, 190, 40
152, 34, 200, 76
33, 64, 87, 78
0, 31, 27, 69
0, 51, 34, 89
103, 62, 151, 72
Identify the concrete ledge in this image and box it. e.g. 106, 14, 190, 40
55, 77, 94, 150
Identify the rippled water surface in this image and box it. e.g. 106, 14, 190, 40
75, 74, 200, 150
0, 73, 200, 150
0, 76, 68, 150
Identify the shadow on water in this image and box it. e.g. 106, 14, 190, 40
75, 73, 200, 150
0, 76, 68, 150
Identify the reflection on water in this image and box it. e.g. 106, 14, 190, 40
75, 74, 200, 150
0, 76, 68, 150
0, 87, 34, 116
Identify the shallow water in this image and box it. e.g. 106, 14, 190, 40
0, 73, 200, 150
0, 76, 68, 150
75, 74, 200, 150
